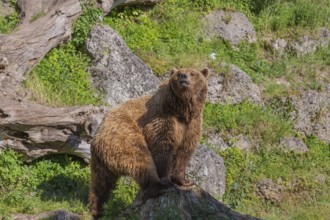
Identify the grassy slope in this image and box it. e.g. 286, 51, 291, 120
1, 0, 330, 219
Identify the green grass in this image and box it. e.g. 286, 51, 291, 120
0, 10, 19, 34
203, 102, 293, 147
217, 137, 330, 219
0, 150, 139, 219
0, 151, 90, 218
25, 44, 101, 107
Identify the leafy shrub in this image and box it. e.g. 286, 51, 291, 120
72, 4, 103, 48
218, 147, 256, 208
0, 151, 90, 215
0, 11, 19, 34
102, 178, 139, 219
258, 0, 330, 32
25, 44, 101, 107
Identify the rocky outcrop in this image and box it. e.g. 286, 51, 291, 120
290, 28, 330, 56
255, 179, 282, 204
266, 27, 330, 56
232, 134, 254, 152
280, 137, 309, 153
204, 10, 257, 45
291, 86, 330, 144
11, 209, 81, 220
187, 145, 226, 198
87, 25, 160, 107
204, 131, 229, 151
119, 186, 261, 220
208, 65, 262, 105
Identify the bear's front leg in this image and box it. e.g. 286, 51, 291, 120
170, 148, 195, 187
153, 146, 173, 185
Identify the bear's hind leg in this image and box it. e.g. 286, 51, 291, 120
89, 156, 119, 219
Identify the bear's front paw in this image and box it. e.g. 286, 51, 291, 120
171, 176, 195, 187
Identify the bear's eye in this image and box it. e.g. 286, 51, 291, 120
191, 72, 196, 77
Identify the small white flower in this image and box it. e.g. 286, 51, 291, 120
210, 53, 216, 60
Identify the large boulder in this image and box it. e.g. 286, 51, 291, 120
204, 10, 257, 45
119, 186, 261, 220
187, 144, 226, 198
208, 65, 262, 105
291, 86, 330, 144
87, 25, 160, 107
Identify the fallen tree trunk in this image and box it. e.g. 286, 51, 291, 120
0, 95, 106, 162
0, 0, 82, 95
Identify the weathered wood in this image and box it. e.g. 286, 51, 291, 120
0, 0, 81, 95
0, 95, 107, 162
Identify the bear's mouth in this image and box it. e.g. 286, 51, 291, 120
179, 80, 190, 87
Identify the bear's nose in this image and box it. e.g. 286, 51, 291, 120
179, 73, 187, 79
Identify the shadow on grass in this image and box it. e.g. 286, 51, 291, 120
38, 173, 89, 205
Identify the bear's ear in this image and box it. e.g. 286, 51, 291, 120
201, 68, 210, 79
171, 68, 178, 75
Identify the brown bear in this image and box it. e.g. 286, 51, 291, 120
89, 67, 210, 218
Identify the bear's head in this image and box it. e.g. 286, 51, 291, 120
170, 68, 210, 103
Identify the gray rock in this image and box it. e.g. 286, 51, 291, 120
266, 27, 330, 56
291, 86, 330, 144
120, 186, 261, 220
290, 27, 330, 56
11, 209, 81, 220
233, 134, 253, 151
255, 179, 283, 203
204, 131, 229, 151
290, 35, 319, 57
204, 10, 257, 45
272, 38, 288, 56
208, 65, 262, 105
87, 25, 160, 107
280, 137, 309, 153
187, 144, 226, 199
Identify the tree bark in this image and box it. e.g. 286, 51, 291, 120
0, 0, 81, 95
0, 95, 106, 162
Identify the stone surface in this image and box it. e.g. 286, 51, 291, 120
204, 10, 257, 45
291, 86, 330, 144
119, 186, 261, 220
11, 209, 81, 220
187, 144, 226, 198
208, 65, 262, 105
280, 137, 309, 153
266, 27, 330, 56
204, 131, 229, 151
87, 25, 160, 107
233, 134, 253, 151
255, 179, 283, 203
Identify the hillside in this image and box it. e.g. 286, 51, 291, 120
0, 0, 329, 219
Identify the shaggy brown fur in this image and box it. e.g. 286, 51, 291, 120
89, 68, 210, 218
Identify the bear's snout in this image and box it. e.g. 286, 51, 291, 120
178, 73, 188, 79
178, 73, 190, 87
